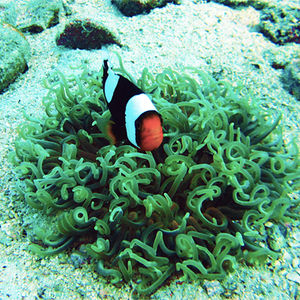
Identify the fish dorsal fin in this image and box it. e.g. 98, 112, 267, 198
102, 59, 120, 104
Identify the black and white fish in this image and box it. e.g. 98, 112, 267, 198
102, 60, 163, 151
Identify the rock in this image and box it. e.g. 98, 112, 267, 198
0, 228, 13, 246
56, 19, 121, 49
286, 272, 300, 284
212, 0, 250, 8
0, 23, 31, 93
68, 252, 86, 268
212, 0, 270, 9
281, 59, 300, 100
259, 5, 300, 45
264, 45, 299, 70
61, 0, 73, 16
282, 251, 293, 264
289, 231, 300, 248
0, 1, 18, 25
112, 0, 180, 17
292, 257, 299, 268
17, 0, 63, 33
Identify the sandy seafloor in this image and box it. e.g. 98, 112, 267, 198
0, 0, 299, 299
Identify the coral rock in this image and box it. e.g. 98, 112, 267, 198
0, 23, 30, 93
282, 59, 300, 100
17, 0, 63, 33
259, 5, 300, 45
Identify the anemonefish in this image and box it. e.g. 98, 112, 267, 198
102, 60, 163, 151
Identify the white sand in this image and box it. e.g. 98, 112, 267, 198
0, 0, 299, 298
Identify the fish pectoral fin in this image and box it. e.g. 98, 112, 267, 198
105, 120, 118, 145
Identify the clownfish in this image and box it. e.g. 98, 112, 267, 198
102, 60, 163, 151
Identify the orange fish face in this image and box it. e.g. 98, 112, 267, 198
138, 113, 163, 151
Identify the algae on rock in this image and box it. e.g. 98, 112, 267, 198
112, 0, 180, 17
56, 19, 121, 49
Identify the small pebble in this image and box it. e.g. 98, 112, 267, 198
68, 252, 86, 268
203, 280, 225, 297
37, 287, 46, 298
292, 257, 299, 268
267, 224, 287, 251
279, 269, 288, 276
282, 251, 293, 264
274, 260, 281, 267
265, 221, 273, 228
286, 272, 300, 284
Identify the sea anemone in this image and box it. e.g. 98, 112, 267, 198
10, 55, 299, 295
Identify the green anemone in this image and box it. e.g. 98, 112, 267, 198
11, 55, 300, 295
